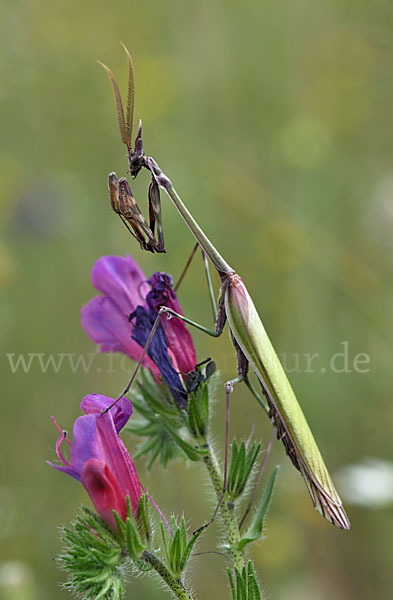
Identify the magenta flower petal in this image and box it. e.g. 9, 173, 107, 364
49, 393, 141, 527
147, 273, 197, 374
81, 295, 161, 380
81, 393, 132, 433
82, 458, 127, 530
95, 416, 141, 516
49, 413, 102, 481
81, 255, 197, 384
92, 255, 149, 315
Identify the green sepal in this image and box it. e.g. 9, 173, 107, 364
179, 525, 203, 572
160, 521, 170, 567
127, 367, 211, 466
135, 372, 179, 418
136, 494, 150, 545
127, 371, 183, 468
170, 528, 182, 575
187, 381, 209, 442
227, 568, 236, 599
124, 513, 145, 561
246, 562, 261, 600
131, 425, 179, 469
160, 516, 203, 578
238, 467, 279, 551
113, 511, 126, 539
227, 561, 261, 600
58, 507, 127, 600
112, 496, 151, 567
163, 419, 206, 461
227, 440, 261, 501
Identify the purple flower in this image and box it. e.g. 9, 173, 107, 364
81, 255, 161, 380
146, 273, 197, 375
131, 306, 187, 410
48, 394, 141, 531
81, 255, 197, 382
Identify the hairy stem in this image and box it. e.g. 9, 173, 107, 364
203, 445, 245, 571
142, 550, 195, 600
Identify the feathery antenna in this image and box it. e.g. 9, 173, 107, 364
98, 59, 130, 150
120, 42, 135, 146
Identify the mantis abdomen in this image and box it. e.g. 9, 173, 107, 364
225, 273, 350, 529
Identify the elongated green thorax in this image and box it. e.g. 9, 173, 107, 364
224, 273, 350, 530
158, 179, 233, 275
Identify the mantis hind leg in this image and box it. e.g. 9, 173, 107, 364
159, 306, 222, 337
160, 260, 228, 337
168, 250, 274, 529
173, 243, 220, 327
193, 374, 244, 535
193, 372, 275, 535
239, 424, 276, 529
173, 242, 199, 292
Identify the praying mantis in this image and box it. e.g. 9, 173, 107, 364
99, 46, 350, 530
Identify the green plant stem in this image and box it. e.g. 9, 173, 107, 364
142, 550, 195, 600
203, 445, 245, 571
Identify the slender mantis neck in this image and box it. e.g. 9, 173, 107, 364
148, 158, 233, 274
166, 185, 233, 274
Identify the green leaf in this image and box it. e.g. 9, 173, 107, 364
125, 515, 144, 560
246, 561, 261, 600
135, 379, 178, 418
163, 419, 204, 461
227, 562, 262, 600
161, 515, 203, 578
187, 381, 210, 441
169, 529, 179, 572
136, 494, 150, 544
227, 441, 261, 500
227, 568, 236, 599
180, 517, 187, 555
137, 369, 179, 415
126, 368, 203, 468
160, 522, 170, 566
57, 508, 127, 600
128, 413, 182, 468
236, 567, 247, 600
238, 467, 279, 551
180, 526, 203, 571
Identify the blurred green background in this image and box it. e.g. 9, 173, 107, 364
1, 1, 392, 599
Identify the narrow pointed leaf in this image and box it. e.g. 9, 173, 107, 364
246, 561, 261, 600
125, 516, 144, 560
236, 568, 246, 600
163, 420, 203, 461
238, 467, 279, 551
180, 517, 187, 555
180, 526, 203, 571
160, 522, 170, 567
227, 568, 236, 599
135, 379, 178, 417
